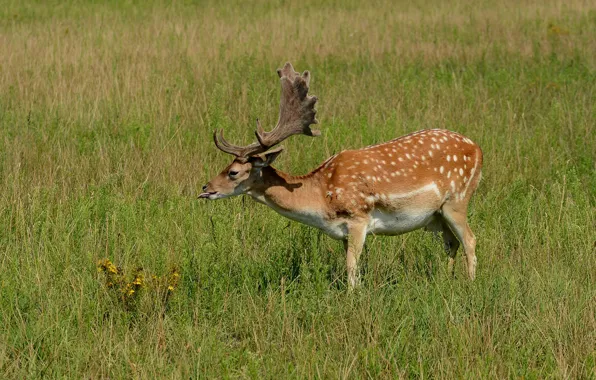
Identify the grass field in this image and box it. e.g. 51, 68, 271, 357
1, 0, 595, 378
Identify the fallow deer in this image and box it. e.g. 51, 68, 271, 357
200, 63, 483, 289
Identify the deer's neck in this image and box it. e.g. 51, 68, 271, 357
247, 166, 327, 217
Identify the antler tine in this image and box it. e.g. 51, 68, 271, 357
276, 62, 298, 79
256, 62, 321, 148
213, 129, 265, 159
255, 118, 266, 138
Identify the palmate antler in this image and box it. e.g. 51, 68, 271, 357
213, 62, 320, 159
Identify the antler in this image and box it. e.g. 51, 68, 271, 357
212, 129, 263, 159
213, 62, 320, 158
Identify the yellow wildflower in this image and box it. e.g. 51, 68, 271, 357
108, 263, 118, 274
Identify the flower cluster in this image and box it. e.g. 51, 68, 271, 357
97, 258, 122, 288
97, 258, 180, 310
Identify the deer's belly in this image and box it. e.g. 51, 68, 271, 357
367, 208, 436, 236
276, 208, 349, 240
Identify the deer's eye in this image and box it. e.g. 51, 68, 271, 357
228, 170, 239, 178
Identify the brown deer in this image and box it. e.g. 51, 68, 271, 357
200, 63, 483, 289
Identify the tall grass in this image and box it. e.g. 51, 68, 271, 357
1, 0, 594, 377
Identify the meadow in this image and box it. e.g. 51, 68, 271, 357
1, 0, 595, 378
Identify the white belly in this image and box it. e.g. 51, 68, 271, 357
280, 209, 349, 239
258, 200, 347, 240
367, 208, 436, 236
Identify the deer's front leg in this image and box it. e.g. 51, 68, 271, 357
344, 223, 367, 290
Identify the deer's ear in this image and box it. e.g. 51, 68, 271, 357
249, 146, 284, 168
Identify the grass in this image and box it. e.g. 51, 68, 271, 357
0, 0, 595, 377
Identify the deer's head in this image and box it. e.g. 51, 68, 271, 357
199, 63, 320, 200
199, 146, 284, 199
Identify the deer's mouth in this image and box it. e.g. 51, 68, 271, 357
198, 191, 220, 200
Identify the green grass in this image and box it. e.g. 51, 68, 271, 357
1, 0, 595, 378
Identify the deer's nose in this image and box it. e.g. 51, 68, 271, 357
202, 184, 208, 192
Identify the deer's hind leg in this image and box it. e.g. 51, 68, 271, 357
440, 202, 477, 280
441, 219, 460, 277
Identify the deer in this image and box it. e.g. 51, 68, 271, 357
199, 62, 483, 289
